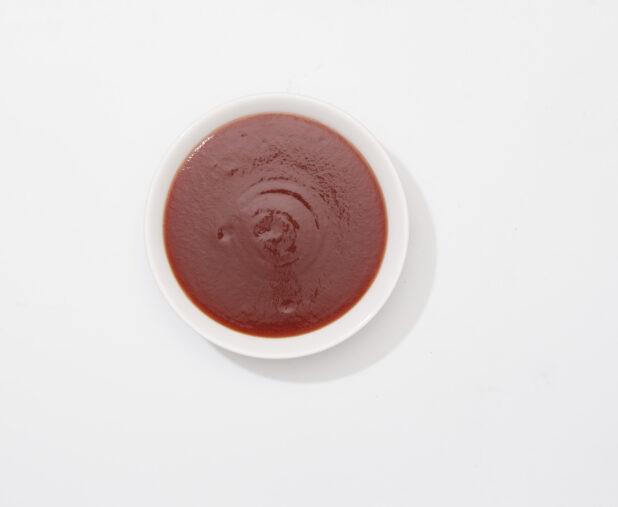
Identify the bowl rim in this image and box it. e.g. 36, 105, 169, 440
145, 93, 408, 359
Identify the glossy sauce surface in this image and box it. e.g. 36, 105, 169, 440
164, 114, 387, 337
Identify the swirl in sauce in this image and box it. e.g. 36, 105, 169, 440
164, 113, 387, 337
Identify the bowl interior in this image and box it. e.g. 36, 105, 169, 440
145, 94, 408, 359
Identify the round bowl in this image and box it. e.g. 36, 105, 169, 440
145, 93, 408, 359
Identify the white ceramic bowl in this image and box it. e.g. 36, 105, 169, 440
145, 94, 408, 359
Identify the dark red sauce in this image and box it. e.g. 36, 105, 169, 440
164, 113, 387, 337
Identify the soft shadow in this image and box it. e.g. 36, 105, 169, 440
217, 152, 437, 381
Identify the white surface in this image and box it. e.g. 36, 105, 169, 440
146, 93, 409, 358
1, 0, 617, 505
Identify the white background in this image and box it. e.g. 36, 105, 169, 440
1, 1, 617, 506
